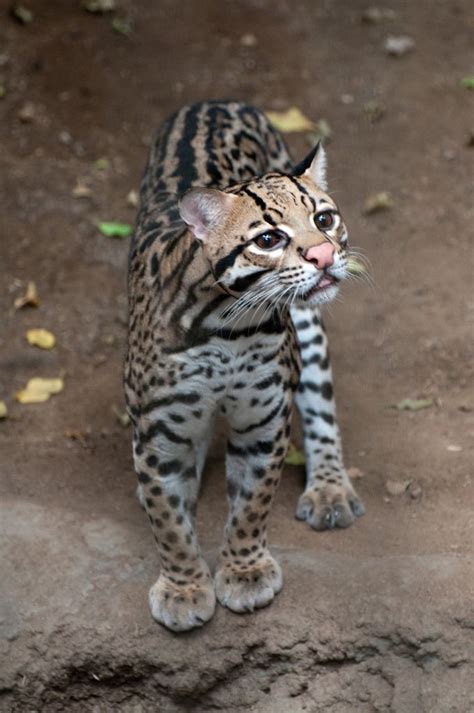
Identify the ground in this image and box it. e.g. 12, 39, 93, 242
1, 1, 473, 711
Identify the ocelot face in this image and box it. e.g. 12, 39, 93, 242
179, 144, 349, 308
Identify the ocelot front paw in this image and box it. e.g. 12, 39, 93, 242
215, 555, 283, 613
149, 573, 216, 632
296, 482, 365, 531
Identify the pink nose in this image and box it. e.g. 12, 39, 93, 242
304, 242, 335, 269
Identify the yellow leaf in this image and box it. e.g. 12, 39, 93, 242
26, 329, 56, 350
14, 281, 39, 309
266, 107, 315, 133
0, 401, 7, 419
364, 191, 394, 215
16, 377, 64, 404
72, 180, 92, 199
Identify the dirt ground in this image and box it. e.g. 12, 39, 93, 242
1, 1, 473, 711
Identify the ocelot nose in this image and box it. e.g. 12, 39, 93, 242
303, 242, 335, 269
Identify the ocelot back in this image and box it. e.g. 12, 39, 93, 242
125, 100, 364, 632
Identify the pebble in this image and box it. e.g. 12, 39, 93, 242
240, 33, 257, 47
385, 479, 410, 496
384, 35, 415, 57
18, 102, 36, 123
407, 482, 422, 500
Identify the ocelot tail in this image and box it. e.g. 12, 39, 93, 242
125, 100, 364, 632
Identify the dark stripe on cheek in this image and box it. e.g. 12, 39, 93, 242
228, 269, 270, 292
214, 243, 246, 279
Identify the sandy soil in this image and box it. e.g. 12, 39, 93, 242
1, 1, 473, 711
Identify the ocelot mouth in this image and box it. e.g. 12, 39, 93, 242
302, 273, 338, 300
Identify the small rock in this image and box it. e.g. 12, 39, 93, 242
18, 101, 36, 123
407, 482, 422, 500
363, 99, 386, 123
347, 467, 364, 480
126, 189, 139, 208
385, 479, 410, 496
446, 444, 462, 453
442, 148, 456, 161
384, 35, 415, 57
361, 7, 396, 24
58, 130, 72, 145
340, 93, 354, 104
240, 33, 257, 47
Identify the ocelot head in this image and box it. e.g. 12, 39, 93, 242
179, 143, 349, 308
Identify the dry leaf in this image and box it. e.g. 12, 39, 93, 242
26, 328, 56, 350
388, 398, 434, 411
65, 429, 89, 447
72, 180, 92, 198
16, 377, 64, 404
0, 401, 7, 419
14, 281, 39, 309
112, 405, 131, 427
364, 191, 394, 214
285, 443, 306, 466
266, 107, 315, 133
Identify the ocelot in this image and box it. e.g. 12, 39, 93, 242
124, 100, 364, 632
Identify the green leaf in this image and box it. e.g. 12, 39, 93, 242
12, 5, 33, 24
285, 448, 306, 466
97, 222, 133, 238
83, 0, 115, 13
387, 398, 434, 411
460, 76, 474, 90
93, 157, 110, 171
112, 17, 134, 36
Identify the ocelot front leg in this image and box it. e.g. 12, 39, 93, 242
215, 361, 293, 613
290, 305, 365, 530
133, 396, 217, 632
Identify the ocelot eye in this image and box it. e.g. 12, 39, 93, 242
314, 211, 335, 231
253, 230, 287, 250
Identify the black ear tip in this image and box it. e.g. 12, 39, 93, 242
292, 141, 322, 177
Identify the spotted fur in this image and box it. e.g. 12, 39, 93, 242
125, 101, 364, 632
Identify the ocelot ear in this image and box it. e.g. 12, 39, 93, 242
292, 141, 328, 191
179, 188, 236, 242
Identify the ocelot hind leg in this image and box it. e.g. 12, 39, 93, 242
290, 305, 365, 530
